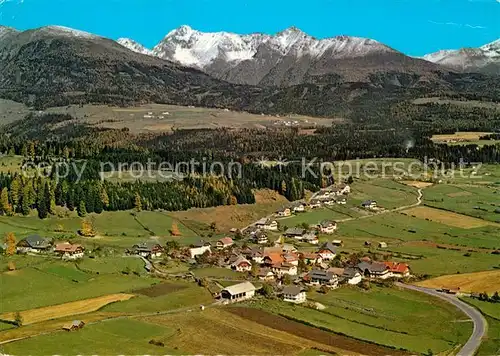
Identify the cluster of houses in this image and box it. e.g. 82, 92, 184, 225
14, 235, 84, 260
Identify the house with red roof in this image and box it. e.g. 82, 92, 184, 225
216, 237, 234, 250
383, 262, 411, 278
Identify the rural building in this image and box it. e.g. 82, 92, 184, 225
16, 235, 53, 254
244, 247, 264, 264
331, 240, 343, 247
257, 268, 275, 281
281, 244, 297, 253
337, 198, 347, 205
276, 207, 292, 217
221, 282, 256, 302
282, 286, 307, 304
362, 200, 377, 209
283, 227, 306, 239
131, 242, 164, 258
231, 256, 252, 272
327, 267, 345, 277
263, 253, 284, 266
357, 261, 391, 279
291, 202, 306, 213
342, 267, 363, 285
305, 269, 339, 288
282, 253, 299, 266
254, 231, 269, 244
317, 221, 337, 234
378, 242, 388, 248
320, 197, 336, 206
256, 218, 279, 231
383, 262, 411, 278
216, 237, 234, 250
338, 184, 351, 194
299, 252, 323, 265
271, 262, 298, 276
317, 242, 337, 260
308, 199, 322, 209
62, 320, 85, 331
54, 242, 85, 260
302, 232, 319, 245
189, 241, 211, 258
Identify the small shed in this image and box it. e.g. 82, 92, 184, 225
62, 320, 85, 331
378, 242, 388, 248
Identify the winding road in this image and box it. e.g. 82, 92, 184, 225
396, 283, 487, 356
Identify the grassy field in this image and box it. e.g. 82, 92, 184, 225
462, 298, 500, 356
403, 206, 498, 229
0, 318, 180, 355
347, 179, 419, 210
139, 308, 345, 355
423, 184, 500, 223
255, 286, 471, 354
430, 131, 497, 146
0, 263, 157, 313
0, 294, 134, 325
278, 207, 353, 227
416, 270, 500, 293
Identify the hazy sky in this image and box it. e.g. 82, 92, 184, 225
0, 0, 498, 55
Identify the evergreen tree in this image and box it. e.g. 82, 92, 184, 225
0, 187, 12, 216
77, 200, 87, 217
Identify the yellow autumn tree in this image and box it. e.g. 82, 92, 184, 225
4, 232, 16, 256
170, 222, 181, 236
134, 192, 142, 212
79, 219, 96, 237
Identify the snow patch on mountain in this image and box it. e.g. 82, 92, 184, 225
117, 38, 152, 55
40, 25, 100, 39
152, 25, 394, 69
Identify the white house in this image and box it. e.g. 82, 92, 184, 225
305, 269, 339, 288
317, 242, 337, 261
342, 267, 363, 285
220, 282, 256, 303
216, 237, 234, 250
231, 256, 252, 272
276, 207, 292, 217
54, 242, 84, 260
272, 263, 298, 276
338, 184, 351, 194
291, 203, 306, 213
282, 286, 307, 304
362, 200, 377, 209
131, 242, 164, 259
318, 220, 337, 234
308, 199, 322, 209
302, 232, 319, 245
189, 241, 211, 258
256, 218, 279, 231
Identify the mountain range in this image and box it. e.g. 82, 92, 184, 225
116, 25, 500, 85
0, 24, 498, 118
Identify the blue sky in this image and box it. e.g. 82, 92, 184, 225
0, 0, 498, 56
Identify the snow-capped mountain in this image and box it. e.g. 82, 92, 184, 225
423, 39, 500, 75
147, 25, 442, 86
117, 38, 152, 56
152, 25, 394, 69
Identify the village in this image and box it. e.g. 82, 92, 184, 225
10, 183, 412, 306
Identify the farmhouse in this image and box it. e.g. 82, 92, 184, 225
290, 202, 306, 213
257, 268, 275, 281
263, 252, 284, 266
256, 218, 279, 231
16, 235, 53, 254
283, 227, 306, 239
189, 241, 212, 258
231, 256, 252, 272
362, 200, 377, 209
131, 242, 164, 258
357, 261, 391, 279
305, 269, 339, 288
221, 282, 256, 303
299, 252, 323, 265
282, 286, 307, 304
338, 184, 351, 194
62, 320, 85, 331
54, 242, 84, 260
327, 267, 345, 277
317, 242, 337, 261
308, 199, 322, 209
272, 262, 298, 276
378, 242, 388, 248
317, 220, 337, 234
342, 267, 363, 285
216, 237, 234, 250
302, 232, 319, 245
282, 253, 299, 266
383, 262, 411, 278
245, 247, 264, 264
276, 207, 292, 217
331, 240, 343, 247
320, 197, 336, 206
337, 198, 347, 205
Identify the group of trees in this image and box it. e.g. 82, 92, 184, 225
473, 291, 500, 303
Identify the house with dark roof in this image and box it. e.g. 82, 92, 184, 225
361, 200, 377, 209
282, 286, 306, 304
308, 199, 322, 209
302, 232, 319, 245
290, 202, 306, 213
271, 262, 298, 276
276, 207, 292, 217
16, 235, 53, 254
283, 228, 306, 238
257, 268, 275, 281
305, 269, 339, 288
342, 267, 363, 285
317, 220, 337, 234
131, 242, 163, 258
317, 242, 337, 261
357, 261, 391, 279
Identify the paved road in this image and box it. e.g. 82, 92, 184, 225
396, 283, 487, 356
